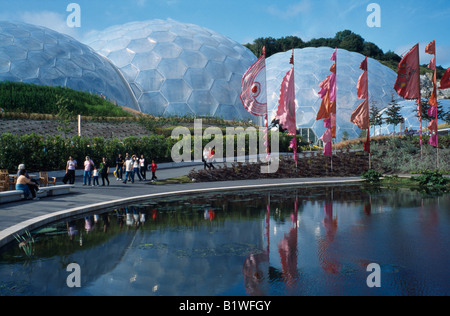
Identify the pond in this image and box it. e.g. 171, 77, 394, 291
0, 185, 448, 296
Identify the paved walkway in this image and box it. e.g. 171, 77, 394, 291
0, 163, 363, 248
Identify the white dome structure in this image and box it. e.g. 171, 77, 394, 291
266, 47, 400, 141
83, 19, 257, 121
0, 21, 139, 110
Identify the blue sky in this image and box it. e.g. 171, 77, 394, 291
1, 0, 449, 67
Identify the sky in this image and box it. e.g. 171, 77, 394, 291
1, 0, 449, 68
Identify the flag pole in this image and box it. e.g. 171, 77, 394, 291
367, 60, 371, 170
291, 49, 298, 171
418, 44, 423, 158
435, 47, 439, 169
263, 47, 270, 168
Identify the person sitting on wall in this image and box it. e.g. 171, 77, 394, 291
16, 169, 40, 201
17, 164, 42, 198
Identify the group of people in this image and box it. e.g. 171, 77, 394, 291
63, 155, 111, 186
62, 153, 158, 186
114, 153, 157, 184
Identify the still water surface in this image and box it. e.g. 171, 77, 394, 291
0, 185, 448, 296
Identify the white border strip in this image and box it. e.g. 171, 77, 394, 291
0, 178, 363, 248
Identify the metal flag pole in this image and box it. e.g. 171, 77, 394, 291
434, 46, 439, 169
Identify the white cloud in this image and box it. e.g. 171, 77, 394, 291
266, 1, 311, 18
18, 11, 82, 39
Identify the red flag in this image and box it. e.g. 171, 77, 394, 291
394, 44, 420, 99
439, 67, 450, 90
350, 99, 370, 130
276, 67, 296, 135
425, 40, 435, 55
360, 57, 368, 71
241, 51, 267, 117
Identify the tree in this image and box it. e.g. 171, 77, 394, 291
369, 101, 383, 136
385, 95, 404, 135
444, 109, 450, 124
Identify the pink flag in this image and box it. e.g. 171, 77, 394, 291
331, 48, 337, 62
241, 51, 267, 117
276, 67, 296, 135
321, 128, 332, 143
394, 44, 420, 100
329, 73, 337, 102
428, 57, 436, 70
428, 119, 437, 131
323, 141, 332, 157
427, 106, 437, 118
429, 134, 438, 148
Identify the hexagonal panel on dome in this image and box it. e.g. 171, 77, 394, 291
0, 21, 138, 111
160, 79, 192, 103
266, 47, 400, 141
83, 19, 257, 121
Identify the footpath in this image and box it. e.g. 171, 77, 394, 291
0, 161, 363, 248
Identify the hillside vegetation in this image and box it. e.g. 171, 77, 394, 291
0, 81, 132, 118
244, 30, 447, 78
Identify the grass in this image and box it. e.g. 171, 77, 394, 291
152, 176, 193, 185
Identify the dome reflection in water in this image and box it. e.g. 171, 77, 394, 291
0, 185, 448, 296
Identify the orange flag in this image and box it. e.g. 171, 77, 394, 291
357, 71, 368, 99
350, 99, 369, 130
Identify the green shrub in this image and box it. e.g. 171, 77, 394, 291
413, 171, 449, 187
361, 169, 383, 183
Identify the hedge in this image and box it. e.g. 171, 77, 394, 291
0, 132, 304, 172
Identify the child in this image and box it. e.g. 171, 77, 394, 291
151, 160, 158, 181
92, 167, 99, 186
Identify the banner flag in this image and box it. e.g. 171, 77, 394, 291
394, 44, 420, 100
439, 67, 450, 90
241, 49, 267, 117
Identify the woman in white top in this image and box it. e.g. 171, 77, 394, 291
139, 154, 146, 180
64, 156, 77, 184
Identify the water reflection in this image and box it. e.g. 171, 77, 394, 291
0, 185, 448, 296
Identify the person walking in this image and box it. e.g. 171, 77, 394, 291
139, 154, 147, 180
115, 153, 124, 181
151, 160, 158, 181
122, 156, 134, 184
100, 157, 110, 186
83, 156, 94, 186
132, 154, 142, 181
64, 156, 77, 184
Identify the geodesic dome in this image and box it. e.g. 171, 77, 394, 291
83, 19, 257, 121
266, 47, 400, 141
0, 21, 139, 110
